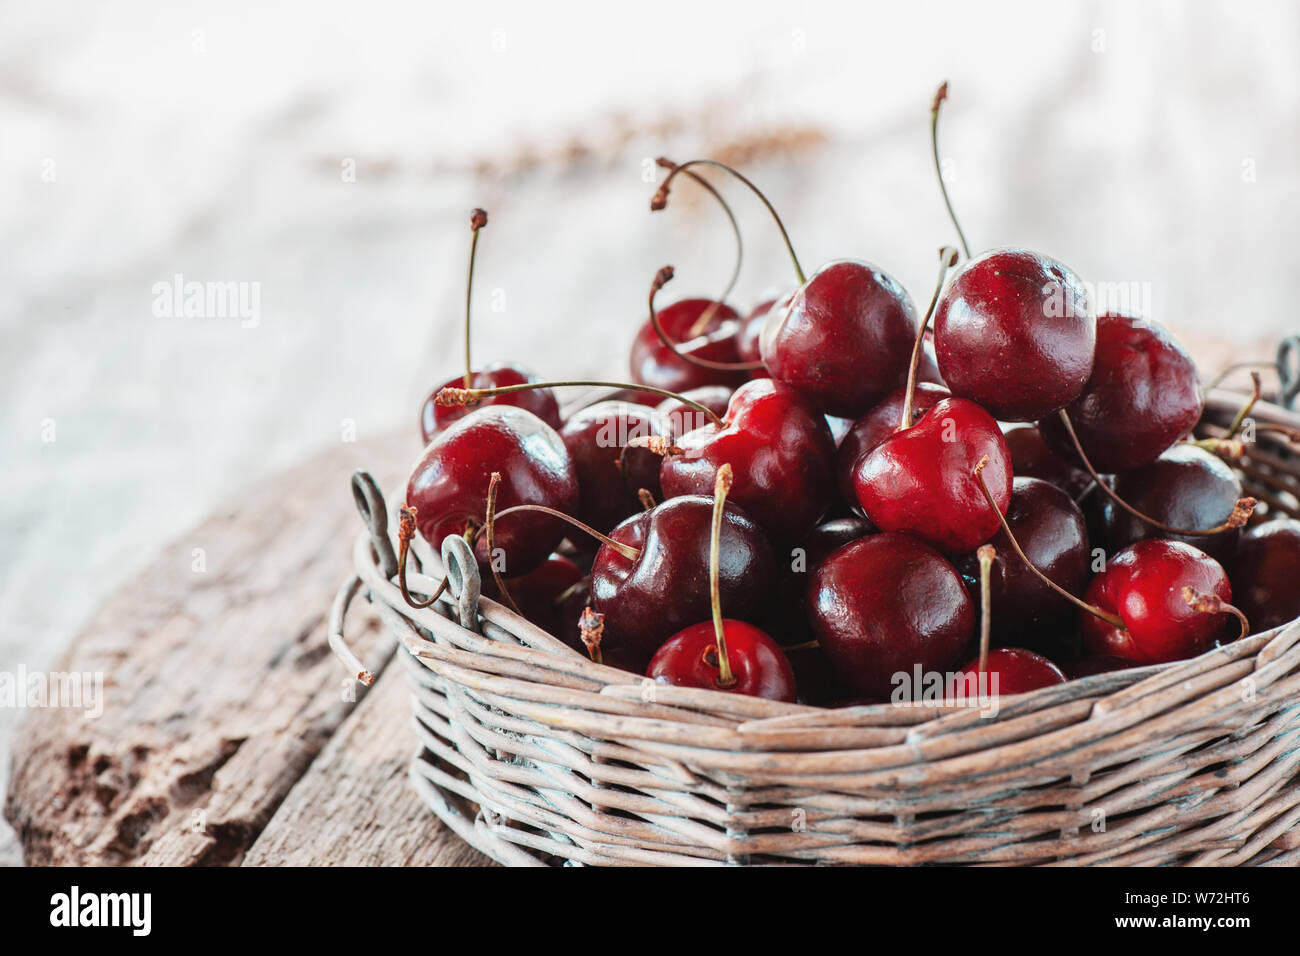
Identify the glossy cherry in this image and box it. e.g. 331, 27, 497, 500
955, 477, 1089, 645
655, 386, 733, 440
809, 533, 974, 700
1097, 444, 1245, 564
949, 647, 1067, 700
854, 397, 1012, 555
1232, 518, 1300, 634
1080, 539, 1239, 664
835, 381, 949, 508
405, 406, 579, 577
588, 493, 776, 673
559, 400, 667, 536
1002, 423, 1091, 499
1038, 314, 1204, 474
630, 297, 750, 396
766, 516, 875, 646
933, 248, 1096, 422
661, 378, 837, 545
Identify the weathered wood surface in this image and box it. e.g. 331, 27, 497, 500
5, 432, 491, 866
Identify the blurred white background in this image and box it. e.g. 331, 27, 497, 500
1, 0, 1297, 862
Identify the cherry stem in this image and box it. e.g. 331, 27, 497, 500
483, 473, 522, 617
436, 379, 725, 429
396, 505, 475, 610
1055, 409, 1257, 537
463, 208, 488, 389
708, 463, 737, 689
1225, 371, 1262, 438
653, 158, 806, 285
973, 456, 1126, 630
899, 246, 960, 429
1182, 587, 1250, 642
492, 503, 641, 561
1204, 359, 1278, 393
654, 158, 745, 339
578, 607, 605, 664
976, 544, 994, 673
648, 266, 764, 372
930, 82, 971, 259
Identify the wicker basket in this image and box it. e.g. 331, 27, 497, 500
330, 389, 1300, 866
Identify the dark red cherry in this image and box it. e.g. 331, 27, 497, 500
737, 293, 790, 370
420, 364, 561, 445
948, 647, 1067, 700
588, 496, 776, 672
809, 533, 974, 700
767, 516, 875, 646
760, 260, 918, 418
1038, 314, 1203, 473
854, 397, 1012, 555
1097, 444, 1243, 564
482, 553, 584, 636
647, 620, 796, 702
933, 248, 1096, 422
1081, 539, 1233, 664
655, 386, 733, 440
630, 298, 749, 395
559, 400, 667, 535
1002, 423, 1091, 499
1232, 518, 1300, 633
955, 477, 1090, 645
406, 406, 579, 576
661, 378, 837, 545
835, 382, 950, 508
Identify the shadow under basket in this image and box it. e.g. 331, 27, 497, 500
330, 390, 1300, 866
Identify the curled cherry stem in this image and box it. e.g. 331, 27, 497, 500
973, 456, 1126, 629
1182, 587, 1250, 642
436, 379, 725, 430
648, 265, 764, 372
654, 158, 745, 339
493, 503, 641, 561
976, 544, 995, 673
654, 158, 806, 285
930, 82, 971, 259
1225, 371, 1262, 438
708, 463, 737, 689
899, 245, 960, 429
1056, 409, 1257, 537
463, 208, 488, 389
396, 505, 474, 610
483, 473, 522, 617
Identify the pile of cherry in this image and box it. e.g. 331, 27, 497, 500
397, 86, 1300, 706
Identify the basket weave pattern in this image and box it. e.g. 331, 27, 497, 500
335, 393, 1300, 866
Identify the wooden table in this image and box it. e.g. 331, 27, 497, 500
5, 432, 493, 866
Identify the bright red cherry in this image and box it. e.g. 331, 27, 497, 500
933, 248, 1096, 422
1038, 314, 1203, 473
559, 400, 667, 536
809, 533, 974, 700
854, 397, 1012, 555
835, 382, 949, 508
1081, 539, 1239, 665
1232, 518, 1300, 634
661, 378, 836, 545
588, 492, 776, 672
629, 297, 749, 395
948, 647, 1067, 700
760, 260, 919, 418
421, 364, 560, 444
648, 621, 796, 702
405, 406, 579, 577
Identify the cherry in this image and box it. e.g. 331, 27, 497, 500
1232, 518, 1300, 633
767, 516, 875, 646
660, 378, 837, 545
646, 466, 796, 701
655, 386, 733, 440
588, 488, 776, 673
480, 553, 584, 636
835, 381, 949, 508
933, 248, 1096, 422
854, 396, 1012, 555
785, 643, 839, 706
404, 406, 579, 578
1081, 540, 1245, 664
760, 259, 919, 418
630, 297, 749, 395
955, 477, 1089, 645
950, 647, 1068, 699
1002, 423, 1091, 500
559, 400, 668, 537
1097, 444, 1245, 564
418, 210, 561, 443
809, 533, 974, 700
736, 293, 788, 369
1038, 314, 1204, 473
